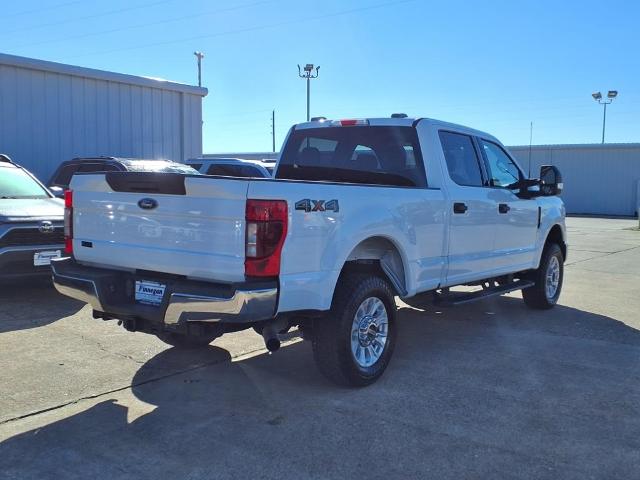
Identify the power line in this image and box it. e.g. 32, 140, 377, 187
214, 108, 274, 118
208, 114, 274, 127
4, 0, 84, 19
66, 0, 418, 59
2, 0, 183, 35
10, 1, 272, 49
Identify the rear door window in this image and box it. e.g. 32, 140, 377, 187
277, 126, 426, 187
439, 131, 484, 187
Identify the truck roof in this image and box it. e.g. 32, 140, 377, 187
294, 117, 500, 144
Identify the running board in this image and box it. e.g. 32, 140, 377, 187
434, 280, 534, 307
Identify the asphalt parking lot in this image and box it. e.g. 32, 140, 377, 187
1, 216, 638, 479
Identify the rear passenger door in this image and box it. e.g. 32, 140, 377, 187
439, 131, 499, 286
478, 139, 539, 271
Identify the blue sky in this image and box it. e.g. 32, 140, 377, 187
3, 0, 639, 153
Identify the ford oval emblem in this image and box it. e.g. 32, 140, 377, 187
138, 198, 158, 210
38, 220, 55, 234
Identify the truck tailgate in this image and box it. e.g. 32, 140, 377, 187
70, 173, 249, 283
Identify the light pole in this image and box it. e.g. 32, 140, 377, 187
592, 90, 618, 143
298, 64, 320, 121
194, 51, 205, 87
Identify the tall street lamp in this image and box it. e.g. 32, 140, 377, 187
592, 90, 618, 143
298, 64, 320, 121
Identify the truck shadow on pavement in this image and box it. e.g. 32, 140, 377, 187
0, 280, 84, 333
1, 298, 640, 479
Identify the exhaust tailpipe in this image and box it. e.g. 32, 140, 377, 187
261, 323, 281, 352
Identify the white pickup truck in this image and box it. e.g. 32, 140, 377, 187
52, 116, 566, 386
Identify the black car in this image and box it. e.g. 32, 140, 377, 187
47, 157, 199, 197
0, 155, 64, 281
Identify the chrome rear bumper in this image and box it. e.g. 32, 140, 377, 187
51, 257, 277, 325
163, 289, 277, 324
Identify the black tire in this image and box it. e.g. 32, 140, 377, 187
312, 273, 397, 387
156, 332, 216, 349
522, 243, 564, 310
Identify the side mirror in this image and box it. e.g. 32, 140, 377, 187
539, 165, 563, 196
49, 186, 65, 198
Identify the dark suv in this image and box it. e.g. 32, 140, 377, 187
0, 155, 64, 281
47, 157, 198, 197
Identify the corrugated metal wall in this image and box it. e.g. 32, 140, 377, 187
509, 144, 640, 216
0, 54, 205, 182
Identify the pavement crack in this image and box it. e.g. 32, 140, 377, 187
565, 244, 640, 267
93, 340, 146, 365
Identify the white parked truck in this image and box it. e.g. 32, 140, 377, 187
52, 116, 566, 386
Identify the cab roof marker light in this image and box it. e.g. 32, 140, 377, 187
332, 119, 370, 127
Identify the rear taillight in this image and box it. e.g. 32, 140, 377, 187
64, 190, 73, 255
245, 199, 288, 277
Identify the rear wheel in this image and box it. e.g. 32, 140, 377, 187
522, 243, 564, 309
312, 273, 397, 387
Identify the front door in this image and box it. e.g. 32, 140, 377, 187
439, 131, 499, 286
478, 139, 539, 272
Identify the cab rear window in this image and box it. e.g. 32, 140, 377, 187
277, 126, 426, 187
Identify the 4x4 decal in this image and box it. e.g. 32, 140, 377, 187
295, 199, 339, 213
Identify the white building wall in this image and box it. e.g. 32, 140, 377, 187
0, 53, 206, 182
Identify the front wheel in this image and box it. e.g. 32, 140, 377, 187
312, 273, 397, 387
522, 243, 564, 309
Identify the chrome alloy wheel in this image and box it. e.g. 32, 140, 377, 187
545, 255, 561, 300
350, 297, 389, 368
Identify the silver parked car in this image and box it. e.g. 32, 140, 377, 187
0, 155, 64, 281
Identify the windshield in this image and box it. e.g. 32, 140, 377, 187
0, 166, 49, 199
277, 126, 426, 187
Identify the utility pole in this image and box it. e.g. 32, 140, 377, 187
297, 64, 320, 121
592, 90, 618, 143
194, 51, 204, 87
528, 121, 533, 178
271, 110, 276, 153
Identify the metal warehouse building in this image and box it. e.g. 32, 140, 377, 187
510, 143, 640, 217
0, 53, 207, 182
